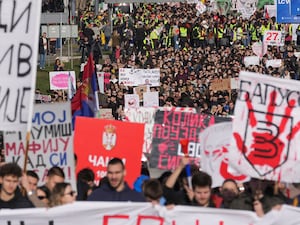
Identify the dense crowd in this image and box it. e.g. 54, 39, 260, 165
74, 2, 300, 119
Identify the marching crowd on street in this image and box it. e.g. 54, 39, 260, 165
1, 1, 300, 219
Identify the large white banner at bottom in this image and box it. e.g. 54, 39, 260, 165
0, 202, 260, 225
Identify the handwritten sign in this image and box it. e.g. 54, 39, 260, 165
4, 103, 76, 188
0, 0, 42, 131
230, 71, 300, 182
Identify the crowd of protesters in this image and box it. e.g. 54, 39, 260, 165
1, 1, 300, 217
75, 2, 300, 119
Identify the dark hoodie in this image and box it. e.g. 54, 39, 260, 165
87, 182, 145, 202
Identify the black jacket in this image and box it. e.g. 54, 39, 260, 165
87, 182, 145, 202
0, 187, 34, 209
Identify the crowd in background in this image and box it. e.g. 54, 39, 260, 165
75, 2, 300, 119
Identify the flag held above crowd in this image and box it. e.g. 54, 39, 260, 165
71, 54, 99, 128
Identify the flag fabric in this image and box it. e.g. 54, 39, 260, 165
71, 54, 98, 128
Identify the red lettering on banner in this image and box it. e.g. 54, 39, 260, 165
162, 125, 171, 139
172, 112, 181, 126
171, 125, 180, 140
136, 215, 164, 225
171, 219, 225, 225
103, 215, 129, 225
158, 154, 199, 170
163, 111, 172, 125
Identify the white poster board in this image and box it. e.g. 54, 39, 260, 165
119, 68, 160, 87
0, 0, 42, 131
143, 92, 159, 107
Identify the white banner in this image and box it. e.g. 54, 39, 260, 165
119, 68, 160, 87
49, 71, 76, 90
4, 103, 76, 188
0, 202, 259, 225
201, 122, 249, 188
264, 30, 284, 46
229, 71, 300, 182
0, 0, 42, 131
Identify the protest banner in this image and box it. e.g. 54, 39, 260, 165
125, 94, 140, 109
0, 0, 42, 131
4, 102, 76, 188
150, 109, 230, 170
201, 122, 249, 188
74, 117, 144, 186
97, 72, 111, 93
229, 71, 300, 182
264, 30, 284, 46
143, 92, 159, 107
49, 71, 76, 90
0, 202, 260, 225
119, 68, 160, 87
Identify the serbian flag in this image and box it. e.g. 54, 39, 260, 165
71, 54, 99, 128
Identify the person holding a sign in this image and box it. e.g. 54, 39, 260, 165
87, 158, 145, 202
0, 163, 34, 209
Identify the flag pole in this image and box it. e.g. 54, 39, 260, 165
180, 139, 192, 189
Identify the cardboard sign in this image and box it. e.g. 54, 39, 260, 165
210, 79, 231, 91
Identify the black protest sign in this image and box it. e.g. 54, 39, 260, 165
150, 109, 230, 170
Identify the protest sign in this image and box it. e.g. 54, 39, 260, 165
125, 94, 140, 109
266, 59, 282, 68
4, 103, 75, 188
0, 202, 260, 225
264, 30, 284, 46
49, 71, 76, 90
229, 71, 300, 182
74, 117, 144, 186
0, 0, 42, 131
210, 79, 231, 92
97, 72, 111, 93
143, 92, 159, 107
124, 107, 157, 154
150, 109, 230, 170
119, 68, 160, 87
201, 122, 249, 188
244, 56, 260, 67
252, 42, 267, 58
